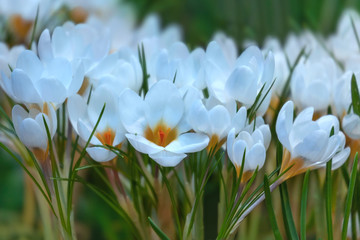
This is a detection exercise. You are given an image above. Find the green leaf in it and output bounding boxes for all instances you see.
[325,160,333,240]
[351,17,360,51]
[264,175,282,240]
[351,74,360,116]
[279,181,299,240]
[160,167,182,239]
[29,5,39,49]
[148,217,171,240]
[300,170,310,240]
[342,153,358,240]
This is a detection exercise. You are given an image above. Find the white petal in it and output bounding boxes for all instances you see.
[86,147,117,162]
[35,78,67,104]
[77,119,102,145]
[275,101,294,150]
[226,128,236,163]
[258,124,271,149]
[342,114,360,139]
[209,105,231,139]
[331,147,350,170]
[12,105,28,133]
[225,66,257,105]
[317,115,340,135]
[18,118,48,150]
[12,69,42,103]
[231,106,247,133]
[38,29,54,61]
[119,89,146,134]
[16,50,43,82]
[293,130,328,162]
[126,134,163,155]
[293,107,314,127]
[187,100,210,133]
[149,150,187,167]
[67,94,87,133]
[165,133,209,154]
[245,143,266,171]
[145,80,184,128]
[232,139,246,167]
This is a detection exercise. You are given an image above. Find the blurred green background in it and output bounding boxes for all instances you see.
[129,0,360,47]
[1,0,360,239]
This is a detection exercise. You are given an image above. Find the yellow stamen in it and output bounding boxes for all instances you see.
[207,134,226,153]
[96,128,116,146]
[10,14,33,40]
[144,121,178,147]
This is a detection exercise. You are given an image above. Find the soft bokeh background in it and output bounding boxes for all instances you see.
[1,0,360,239]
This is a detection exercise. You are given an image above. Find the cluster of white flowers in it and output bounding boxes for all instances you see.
[0,0,355,179]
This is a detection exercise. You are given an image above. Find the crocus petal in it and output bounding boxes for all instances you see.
[86,147,117,162]
[145,80,184,128]
[67,94,87,133]
[38,29,54,62]
[126,134,163,155]
[18,118,48,150]
[225,66,257,105]
[119,88,147,134]
[342,114,360,139]
[16,50,43,81]
[149,150,187,167]
[245,143,266,171]
[209,105,231,139]
[35,78,67,104]
[276,101,294,150]
[165,133,209,154]
[293,130,328,162]
[12,69,42,103]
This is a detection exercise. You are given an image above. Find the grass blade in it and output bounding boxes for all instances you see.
[264,175,282,240]
[351,74,360,116]
[300,170,310,240]
[325,160,333,240]
[279,181,299,240]
[342,153,358,240]
[148,217,171,240]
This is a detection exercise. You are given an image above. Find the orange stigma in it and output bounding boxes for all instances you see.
[96,128,116,146]
[144,121,178,147]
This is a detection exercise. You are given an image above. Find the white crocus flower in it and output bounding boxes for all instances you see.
[291,57,339,112]
[1,47,84,108]
[276,101,350,180]
[0,42,26,80]
[37,22,110,74]
[204,41,274,116]
[227,121,271,182]
[119,80,209,167]
[67,85,126,162]
[12,103,57,161]
[87,47,143,94]
[342,113,360,139]
[187,96,247,152]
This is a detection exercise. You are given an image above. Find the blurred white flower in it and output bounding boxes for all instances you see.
[37,23,110,74]
[291,57,339,112]
[87,47,143,94]
[1,47,84,107]
[119,80,209,167]
[187,96,247,152]
[342,113,360,139]
[204,42,274,116]
[276,101,350,179]
[0,42,26,80]
[12,103,57,160]
[67,85,126,162]
[227,120,271,181]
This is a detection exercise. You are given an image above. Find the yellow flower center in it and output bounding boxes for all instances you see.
[144,121,178,147]
[207,134,226,153]
[10,14,33,40]
[96,128,116,146]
